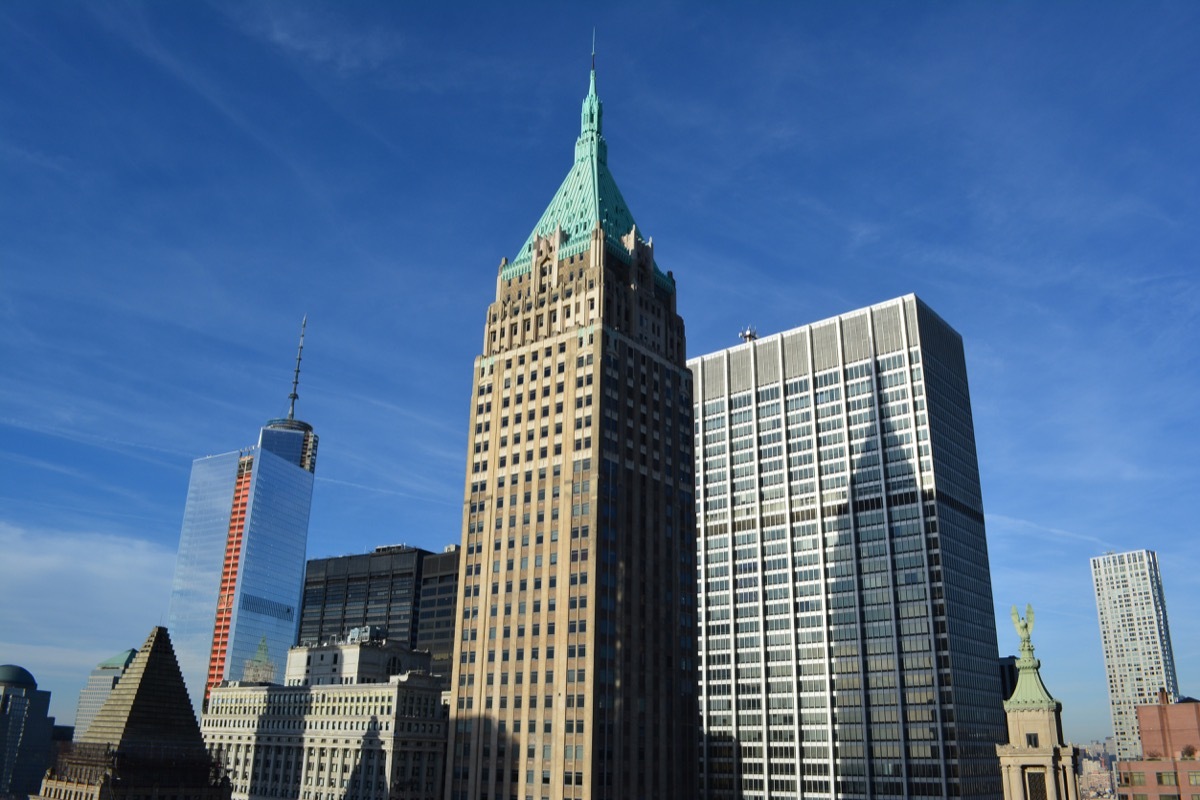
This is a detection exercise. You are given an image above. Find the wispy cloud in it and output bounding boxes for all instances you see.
[309,384,462,437]
[987,514,1118,551]
[0,451,161,507]
[0,415,190,463]
[81,1,359,240]
[0,522,177,724]
[315,475,457,506]
[0,138,72,174]
[237,5,404,74]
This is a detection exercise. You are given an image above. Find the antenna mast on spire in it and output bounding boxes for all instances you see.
[288,316,307,420]
[592,28,596,70]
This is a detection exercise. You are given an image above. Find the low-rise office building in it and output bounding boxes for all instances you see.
[283,628,431,687]
[1117,695,1200,800]
[202,639,446,800]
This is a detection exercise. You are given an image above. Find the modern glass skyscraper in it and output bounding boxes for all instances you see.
[691,296,1004,800]
[415,545,461,681]
[1090,549,1178,761]
[0,665,54,799]
[299,544,433,648]
[446,63,698,800]
[167,324,318,715]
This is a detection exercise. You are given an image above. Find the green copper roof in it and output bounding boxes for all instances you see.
[506,67,674,295]
[98,649,137,670]
[1004,605,1061,711]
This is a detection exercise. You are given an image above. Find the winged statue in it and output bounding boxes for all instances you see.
[1010,603,1034,642]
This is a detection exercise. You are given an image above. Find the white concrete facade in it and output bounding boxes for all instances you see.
[1090,549,1178,761]
[202,671,446,800]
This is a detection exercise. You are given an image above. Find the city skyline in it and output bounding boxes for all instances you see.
[2,2,1198,747]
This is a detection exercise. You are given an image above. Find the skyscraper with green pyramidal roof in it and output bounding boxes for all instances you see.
[446,61,698,800]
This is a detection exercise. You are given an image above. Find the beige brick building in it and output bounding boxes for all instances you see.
[445,62,698,800]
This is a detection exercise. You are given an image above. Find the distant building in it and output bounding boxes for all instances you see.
[73,648,136,739]
[282,629,432,686]
[1135,693,1200,760]
[168,323,318,714]
[995,605,1080,800]
[1116,695,1200,799]
[1079,756,1114,797]
[1091,550,1179,760]
[414,545,459,680]
[202,640,446,800]
[34,627,229,800]
[299,545,433,649]
[1000,655,1020,704]
[0,665,55,799]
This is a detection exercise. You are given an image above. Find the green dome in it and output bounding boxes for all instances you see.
[0,664,36,688]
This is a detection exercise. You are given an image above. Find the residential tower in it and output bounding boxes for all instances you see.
[1091,549,1178,760]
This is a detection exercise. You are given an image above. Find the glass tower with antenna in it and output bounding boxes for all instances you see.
[167,321,318,717]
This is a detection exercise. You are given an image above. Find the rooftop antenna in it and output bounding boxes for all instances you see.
[288,316,307,420]
[592,28,596,70]
[739,325,758,343]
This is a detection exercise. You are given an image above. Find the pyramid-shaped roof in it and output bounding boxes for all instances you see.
[77,626,207,758]
[506,67,673,295]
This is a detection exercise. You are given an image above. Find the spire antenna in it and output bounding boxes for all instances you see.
[288,316,307,420]
[591,28,596,71]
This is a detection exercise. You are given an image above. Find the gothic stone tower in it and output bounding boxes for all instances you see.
[446,63,698,800]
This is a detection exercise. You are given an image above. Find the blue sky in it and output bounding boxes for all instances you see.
[1,2,1197,744]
